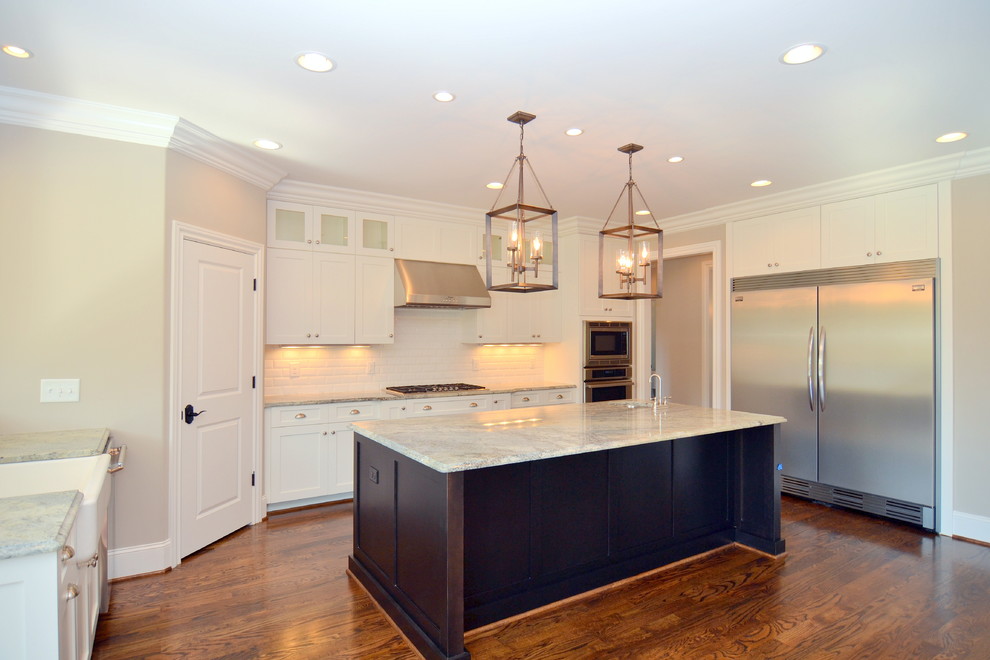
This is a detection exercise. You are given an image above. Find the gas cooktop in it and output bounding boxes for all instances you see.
[386,383,486,394]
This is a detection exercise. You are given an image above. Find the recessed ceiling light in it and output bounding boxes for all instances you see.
[295,52,335,73]
[780,43,826,65]
[433,91,455,103]
[252,139,283,150]
[565,128,584,136]
[935,131,968,143]
[635,209,651,216]
[2,44,32,59]
[667,156,684,163]
[751,179,773,187]
[486,181,504,190]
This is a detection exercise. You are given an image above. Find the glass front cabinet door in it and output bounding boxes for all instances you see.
[267,201,357,254]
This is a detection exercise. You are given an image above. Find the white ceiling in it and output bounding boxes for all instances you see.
[3,0,989,221]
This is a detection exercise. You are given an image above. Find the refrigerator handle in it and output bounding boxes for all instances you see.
[818,326,827,411]
[807,326,816,411]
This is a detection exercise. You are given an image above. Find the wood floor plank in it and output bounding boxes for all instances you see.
[93,497,990,659]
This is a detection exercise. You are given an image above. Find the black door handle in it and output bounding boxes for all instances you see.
[184,404,206,424]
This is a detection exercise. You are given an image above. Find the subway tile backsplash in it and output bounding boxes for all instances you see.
[265,308,544,396]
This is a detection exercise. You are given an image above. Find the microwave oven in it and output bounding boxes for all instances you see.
[584,321,632,366]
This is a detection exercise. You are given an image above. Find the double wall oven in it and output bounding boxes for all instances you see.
[584,321,633,402]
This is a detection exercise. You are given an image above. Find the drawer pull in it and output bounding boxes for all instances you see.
[61,545,75,561]
[423,405,432,411]
[521,396,530,402]
[295,413,307,419]
[65,584,80,601]
[469,402,478,407]
[350,409,360,415]
[556,394,564,399]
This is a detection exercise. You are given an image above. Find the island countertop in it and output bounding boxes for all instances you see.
[353,401,786,473]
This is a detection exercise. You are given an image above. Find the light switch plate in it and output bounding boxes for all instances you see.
[41,378,80,403]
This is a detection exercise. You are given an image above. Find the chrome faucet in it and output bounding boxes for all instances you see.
[649,373,662,409]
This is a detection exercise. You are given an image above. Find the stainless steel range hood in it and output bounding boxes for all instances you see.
[394,259,492,309]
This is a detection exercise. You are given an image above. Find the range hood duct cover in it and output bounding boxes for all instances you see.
[394,259,492,309]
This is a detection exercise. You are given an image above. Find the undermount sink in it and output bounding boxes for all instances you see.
[0,453,112,557]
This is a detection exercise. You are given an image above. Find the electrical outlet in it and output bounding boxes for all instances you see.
[40,378,80,403]
[289,363,300,378]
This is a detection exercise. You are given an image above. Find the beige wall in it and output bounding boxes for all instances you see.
[0,124,169,549]
[165,151,267,245]
[653,254,711,406]
[950,173,990,520]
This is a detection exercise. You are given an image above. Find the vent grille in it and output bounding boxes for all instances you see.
[733,259,937,292]
[782,478,932,529]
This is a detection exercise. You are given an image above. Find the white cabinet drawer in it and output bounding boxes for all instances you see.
[511,388,576,408]
[272,405,330,427]
[330,402,379,422]
[406,395,493,417]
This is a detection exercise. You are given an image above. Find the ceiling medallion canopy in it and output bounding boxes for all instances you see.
[599,143,663,300]
[484,111,558,293]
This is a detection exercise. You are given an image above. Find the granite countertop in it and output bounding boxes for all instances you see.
[0,428,111,464]
[264,382,577,408]
[353,401,787,473]
[0,490,80,560]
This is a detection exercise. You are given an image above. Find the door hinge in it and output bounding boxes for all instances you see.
[251,471,256,487]
[252,376,256,388]
[253,278,257,291]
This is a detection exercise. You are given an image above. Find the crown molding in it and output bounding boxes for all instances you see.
[0,85,287,190]
[169,119,287,190]
[269,179,486,226]
[0,84,178,146]
[660,146,990,233]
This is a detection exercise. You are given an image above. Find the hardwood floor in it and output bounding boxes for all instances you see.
[93,497,990,659]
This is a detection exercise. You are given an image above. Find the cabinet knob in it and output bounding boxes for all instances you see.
[389,333,394,338]
[867,252,872,257]
[65,584,80,601]
[307,239,312,244]
[61,545,75,561]
[350,409,360,415]
[315,240,320,244]
[389,247,394,251]
[306,333,312,338]
[315,333,319,337]
[330,430,336,435]
[423,405,432,411]
[774,262,780,267]
[876,250,882,256]
[478,335,483,339]
[469,402,478,407]
[322,431,328,436]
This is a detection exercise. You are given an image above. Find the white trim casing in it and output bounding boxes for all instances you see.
[168,221,265,571]
[936,180,954,536]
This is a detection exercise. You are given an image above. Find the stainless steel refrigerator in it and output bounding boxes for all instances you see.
[731,261,936,529]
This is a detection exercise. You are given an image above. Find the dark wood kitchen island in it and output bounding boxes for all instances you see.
[348,401,786,660]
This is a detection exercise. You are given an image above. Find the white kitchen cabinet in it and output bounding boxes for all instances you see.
[265,403,376,506]
[0,517,92,660]
[821,184,937,268]
[463,267,561,343]
[732,207,821,277]
[355,211,395,256]
[578,235,634,318]
[510,387,576,408]
[404,395,493,417]
[396,217,477,265]
[267,201,356,254]
[266,249,392,345]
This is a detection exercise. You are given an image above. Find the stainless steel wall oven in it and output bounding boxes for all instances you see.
[584,321,633,402]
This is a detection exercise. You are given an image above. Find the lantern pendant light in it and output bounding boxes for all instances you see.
[485,111,558,293]
[598,143,663,300]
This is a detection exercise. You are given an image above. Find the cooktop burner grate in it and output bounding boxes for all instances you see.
[386,383,486,394]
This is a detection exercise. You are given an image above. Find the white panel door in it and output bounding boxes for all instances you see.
[180,240,256,558]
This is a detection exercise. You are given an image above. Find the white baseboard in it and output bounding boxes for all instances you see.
[952,511,990,544]
[109,539,173,579]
